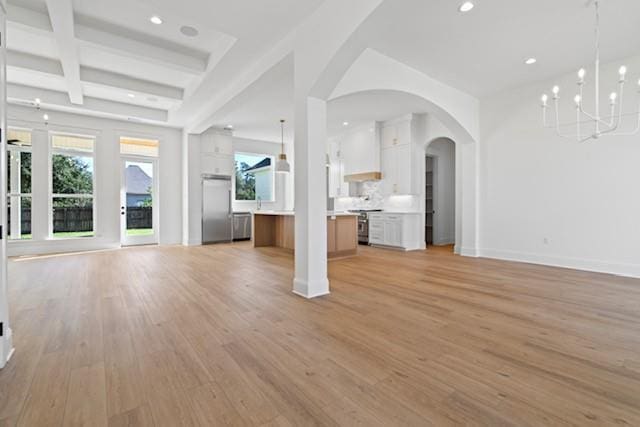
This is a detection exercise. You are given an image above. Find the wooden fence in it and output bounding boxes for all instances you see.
[10,207,152,234]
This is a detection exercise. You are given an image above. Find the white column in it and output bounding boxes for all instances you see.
[293,96,329,298]
[0,0,14,369]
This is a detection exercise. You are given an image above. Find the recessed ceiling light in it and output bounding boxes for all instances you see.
[525,58,537,65]
[343,121,349,126]
[458,2,474,12]
[150,15,163,25]
[43,114,49,121]
[180,25,199,37]
[128,93,135,98]
[227,125,233,129]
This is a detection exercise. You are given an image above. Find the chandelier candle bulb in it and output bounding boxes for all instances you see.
[574,95,582,106]
[578,68,586,83]
[610,92,617,105]
[552,86,560,98]
[541,94,548,106]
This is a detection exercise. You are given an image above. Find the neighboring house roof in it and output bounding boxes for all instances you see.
[243,157,271,172]
[126,165,152,195]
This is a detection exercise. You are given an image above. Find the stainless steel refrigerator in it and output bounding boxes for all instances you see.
[202,175,233,243]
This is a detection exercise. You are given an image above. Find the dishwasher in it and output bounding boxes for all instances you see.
[232,212,252,241]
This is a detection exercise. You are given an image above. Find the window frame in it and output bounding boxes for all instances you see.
[7,127,33,240]
[233,151,275,203]
[48,132,97,239]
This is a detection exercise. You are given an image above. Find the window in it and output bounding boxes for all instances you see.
[120,137,159,157]
[51,133,95,238]
[234,152,274,201]
[7,129,32,240]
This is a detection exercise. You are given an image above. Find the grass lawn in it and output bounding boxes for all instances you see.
[53,231,95,238]
[126,228,153,236]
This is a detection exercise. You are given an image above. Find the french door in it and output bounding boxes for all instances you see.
[120,157,159,246]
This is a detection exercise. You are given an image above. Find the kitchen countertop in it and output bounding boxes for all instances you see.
[253,210,359,217]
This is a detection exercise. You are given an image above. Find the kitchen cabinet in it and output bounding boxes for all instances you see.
[328,139,347,197]
[381,120,410,149]
[201,131,233,156]
[368,213,422,250]
[381,143,414,195]
[201,153,233,176]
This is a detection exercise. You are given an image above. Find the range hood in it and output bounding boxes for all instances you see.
[343,172,382,183]
[344,172,382,197]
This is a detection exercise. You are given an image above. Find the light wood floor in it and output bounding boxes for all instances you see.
[1,243,640,426]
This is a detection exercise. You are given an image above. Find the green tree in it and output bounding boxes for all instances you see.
[52,154,93,207]
[141,186,153,207]
[235,161,256,200]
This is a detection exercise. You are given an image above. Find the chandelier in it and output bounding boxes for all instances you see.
[540,0,640,142]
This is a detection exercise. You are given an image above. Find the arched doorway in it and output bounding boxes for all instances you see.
[424,137,456,252]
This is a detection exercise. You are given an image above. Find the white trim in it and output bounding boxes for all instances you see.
[0,326,14,369]
[49,132,97,239]
[460,247,479,257]
[292,278,330,299]
[479,248,640,279]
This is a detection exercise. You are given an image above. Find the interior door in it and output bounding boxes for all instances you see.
[121,158,159,246]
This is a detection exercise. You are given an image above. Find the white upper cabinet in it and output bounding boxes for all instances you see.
[200,129,234,176]
[381,120,410,149]
[201,131,233,156]
[380,116,419,195]
[327,139,347,197]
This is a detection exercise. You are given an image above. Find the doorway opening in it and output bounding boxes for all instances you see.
[425,138,455,251]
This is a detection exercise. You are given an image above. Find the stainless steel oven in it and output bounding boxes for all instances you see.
[357,213,369,244]
[350,210,382,244]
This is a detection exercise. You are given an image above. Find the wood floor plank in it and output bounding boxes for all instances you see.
[1,243,639,426]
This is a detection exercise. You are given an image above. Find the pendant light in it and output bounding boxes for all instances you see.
[275,119,290,173]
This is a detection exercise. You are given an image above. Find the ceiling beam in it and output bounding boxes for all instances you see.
[44,0,83,104]
[7,83,168,122]
[74,17,207,75]
[7,50,184,101]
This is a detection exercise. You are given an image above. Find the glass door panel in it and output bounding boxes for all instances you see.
[121,158,158,246]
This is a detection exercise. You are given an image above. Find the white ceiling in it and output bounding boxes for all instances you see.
[5,0,323,127]
[359,0,640,97]
[6,0,640,137]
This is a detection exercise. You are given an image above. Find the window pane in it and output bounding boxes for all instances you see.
[7,196,31,240]
[120,137,159,157]
[52,134,94,152]
[21,152,32,194]
[235,153,273,201]
[125,161,153,236]
[7,151,32,194]
[52,154,94,194]
[52,197,93,238]
[7,129,32,147]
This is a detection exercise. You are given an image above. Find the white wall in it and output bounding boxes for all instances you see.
[426,138,455,245]
[7,105,183,256]
[479,54,640,277]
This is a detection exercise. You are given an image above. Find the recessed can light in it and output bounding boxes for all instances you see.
[128,93,135,98]
[343,121,349,126]
[459,2,474,12]
[150,16,163,25]
[525,58,537,65]
[180,26,199,37]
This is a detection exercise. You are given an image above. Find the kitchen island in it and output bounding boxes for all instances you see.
[253,211,359,258]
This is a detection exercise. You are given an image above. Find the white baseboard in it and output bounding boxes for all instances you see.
[293,278,330,299]
[0,327,14,370]
[460,247,479,257]
[479,248,640,279]
[8,238,120,257]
